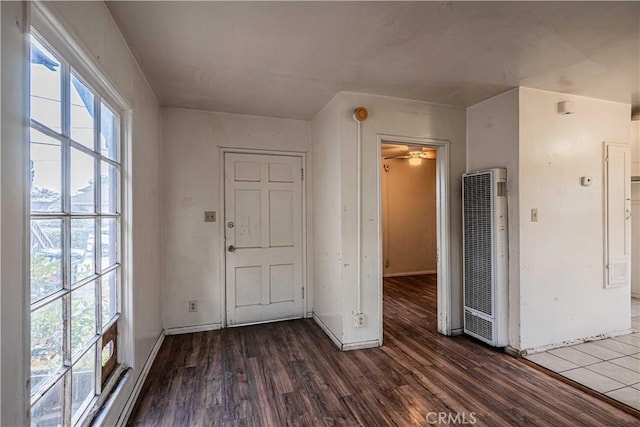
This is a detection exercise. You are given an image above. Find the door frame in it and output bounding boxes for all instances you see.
[219,148,308,328]
[376,134,452,342]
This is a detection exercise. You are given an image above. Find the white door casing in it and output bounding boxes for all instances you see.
[224,153,304,325]
[604,142,631,288]
[376,135,452,341]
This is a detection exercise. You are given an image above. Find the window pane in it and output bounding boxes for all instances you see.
[31,219,63,303]
[71,346,96,423]
[30,129,62,213]
[71,148,95,213]
[30,38,61,133]
[71,218,95,284]
[31,300,63,395]
[100,103,118,161]
[71,283,96,357]
[101,270,118,326]
[101,218,118,270]
[31,376,64,427]
[101,162,119,214]
[70,74,95,149]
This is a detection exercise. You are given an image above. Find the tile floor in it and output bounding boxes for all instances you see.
[524,298,640,411]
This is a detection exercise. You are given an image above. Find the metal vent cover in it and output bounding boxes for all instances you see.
[463,172,493,316]
[465,310,493,342]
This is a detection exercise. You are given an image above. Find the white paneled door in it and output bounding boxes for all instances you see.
[224,153,304,326]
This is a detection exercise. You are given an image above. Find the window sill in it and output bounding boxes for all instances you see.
[81,364,131,427]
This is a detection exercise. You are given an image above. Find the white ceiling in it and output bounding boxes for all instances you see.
[106,1,640,120]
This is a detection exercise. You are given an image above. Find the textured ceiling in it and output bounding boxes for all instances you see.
[107,1,640,120]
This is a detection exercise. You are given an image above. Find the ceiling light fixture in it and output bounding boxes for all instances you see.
[408,151,423,166]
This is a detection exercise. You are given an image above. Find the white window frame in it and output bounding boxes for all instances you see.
[28,3,134,425]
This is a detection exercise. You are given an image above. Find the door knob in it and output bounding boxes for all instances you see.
[228,245,236,252]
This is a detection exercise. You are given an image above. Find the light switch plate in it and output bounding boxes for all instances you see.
[204,211,216,222]
[531,208,538,222]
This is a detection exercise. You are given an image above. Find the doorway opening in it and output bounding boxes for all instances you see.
[377,136,451,344]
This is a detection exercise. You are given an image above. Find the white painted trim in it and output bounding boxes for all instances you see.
[164,323,222,336]
[28,4,138,423]
[450,328,464,336]
[521,329,633,356]
[376,135,452,344]
[312,313,343,350]
[85,365,130,427]
[603,141,632,289]
[342,339,380,351]
[383,270,437,278]
[227,317,302,328]
[116,331,165,427]
[504,346,521,357]
[30,2,132,110]
[220,148,308,327]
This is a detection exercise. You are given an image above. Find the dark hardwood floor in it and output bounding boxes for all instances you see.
[127,275,639,426]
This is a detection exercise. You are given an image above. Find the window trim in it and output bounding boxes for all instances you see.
[28,3,134,425]
[29,31,124,423]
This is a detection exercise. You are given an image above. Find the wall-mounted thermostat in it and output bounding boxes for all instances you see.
[581,176,593,186]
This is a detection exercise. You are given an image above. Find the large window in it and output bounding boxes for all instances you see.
[29,32,122,426]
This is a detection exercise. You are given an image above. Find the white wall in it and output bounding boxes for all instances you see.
[311,92,466,347]
[348,92,467,344]
[382,158,437,276]
[0,3,3,414]
[519,88,631,350]
[310,95,344,341]
[1,2,164,424]
[466,88,521,349]
[161,108,310,331]
[467,87,632,352]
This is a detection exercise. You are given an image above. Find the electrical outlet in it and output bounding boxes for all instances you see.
[188,300,197,312]
[354,313,365,328]
[204,211,216,222]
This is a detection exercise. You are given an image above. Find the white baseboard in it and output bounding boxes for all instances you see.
[383,270,436,278]
[505,346,521,357]
[164,323,222,335]
[116,330,165,426]
[521,329,634,356]
[312,313,343,350]
[342,339,380,351]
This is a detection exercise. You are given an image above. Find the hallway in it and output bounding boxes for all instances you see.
[127,275,638,425]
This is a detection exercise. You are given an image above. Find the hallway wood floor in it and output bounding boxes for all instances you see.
[127,275,639,426]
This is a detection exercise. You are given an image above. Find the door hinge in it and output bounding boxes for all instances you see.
[301,168,304,180]
[302,287,305,298]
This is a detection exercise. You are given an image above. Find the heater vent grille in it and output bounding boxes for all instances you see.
[465,310,493,342]
[463,173,493,316]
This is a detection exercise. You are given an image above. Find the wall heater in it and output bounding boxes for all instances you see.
[462,168,509,347]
